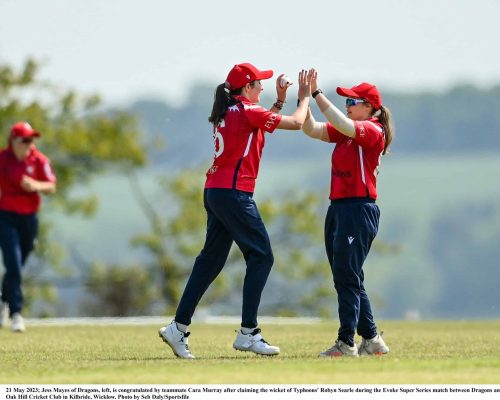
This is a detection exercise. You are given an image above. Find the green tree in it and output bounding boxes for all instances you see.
[257,191,333,317]
[126,168,334,317]
[0,59,147,316]
[83,262,158,317]
[127,169,230,315]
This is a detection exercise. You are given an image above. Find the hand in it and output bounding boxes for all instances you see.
[297,69,313,100]
[20,175,40,192]
[310,68,318,93]
[275,73,291,101]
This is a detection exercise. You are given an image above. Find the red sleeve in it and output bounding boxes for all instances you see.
[326,122,345,143]
[36,153,57,183]
[353,120,384,148]
[244,104,282,133]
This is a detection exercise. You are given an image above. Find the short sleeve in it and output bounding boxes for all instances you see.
[353,120,384,148]
[37,155,57,183]
[244,104,282,133]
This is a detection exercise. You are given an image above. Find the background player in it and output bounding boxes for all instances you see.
[0,122,57,332]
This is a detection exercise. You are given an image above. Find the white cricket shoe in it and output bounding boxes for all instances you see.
[159,321,195,359]
[233,328,280,356]
[11,313,26,332]
[358,333,389,356]
[0,303,7,328]
[319,340,358,357]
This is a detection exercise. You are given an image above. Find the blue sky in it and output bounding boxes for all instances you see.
[1,0,499,105]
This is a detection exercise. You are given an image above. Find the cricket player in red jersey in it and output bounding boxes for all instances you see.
[302,69,394,357]
[159,63,313,358]
[0,122,56,332]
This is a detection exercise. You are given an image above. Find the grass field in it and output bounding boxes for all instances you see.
[1,320,500,384]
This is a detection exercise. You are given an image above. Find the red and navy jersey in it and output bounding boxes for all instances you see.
[326,118,385,200]
[205,96,282,193]
[0,146,56,214]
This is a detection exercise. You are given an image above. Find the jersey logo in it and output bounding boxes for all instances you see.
[26,166,35,175]
[332,170,352,178]
[242,103,261,111]
[348,236,355,245]
[264,113,279,130]
[228,105,240,112]
[358,124,366,138]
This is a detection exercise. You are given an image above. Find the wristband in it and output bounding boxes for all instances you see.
[312,89,323,99]
[273,99,285,110]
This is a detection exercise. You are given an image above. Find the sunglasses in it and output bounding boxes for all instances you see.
[17,137,34,144]
[346,98,366,107]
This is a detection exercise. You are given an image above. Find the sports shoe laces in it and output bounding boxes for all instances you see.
[181,331,191,349]
[250,328,269,344]
[327,342,342,353]
[328,340,353,353]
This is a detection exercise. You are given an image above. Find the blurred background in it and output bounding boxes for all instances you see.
[1,0,499,320]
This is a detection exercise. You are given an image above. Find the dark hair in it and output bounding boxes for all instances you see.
[208,83,243,127]
[373,105,394,155]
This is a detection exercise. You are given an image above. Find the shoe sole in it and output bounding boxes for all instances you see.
[233,345,279,356]
[359,350,389,356]
[12,325,26,333]
[319,353,359,357]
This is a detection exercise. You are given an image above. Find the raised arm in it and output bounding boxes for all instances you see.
[276,69,312,130]
[303,108,329,142]
[310,69,356,138]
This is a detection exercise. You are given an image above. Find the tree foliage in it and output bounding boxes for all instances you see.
[83,262,158,317]
[0,59,147,316]
[0,59,146,216]
[117,169,335,317]
[428,200,500,317]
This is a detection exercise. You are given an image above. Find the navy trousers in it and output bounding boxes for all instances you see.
[324,199,379,346]
[0,210,38,316]
[175,188,274,328]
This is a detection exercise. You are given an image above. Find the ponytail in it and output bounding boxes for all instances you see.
[208,83,242,127]
[377,105,394,155]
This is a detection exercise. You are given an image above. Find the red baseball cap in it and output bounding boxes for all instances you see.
[336,82,382,110]
[10,122,41,138]
[225,63,273,90]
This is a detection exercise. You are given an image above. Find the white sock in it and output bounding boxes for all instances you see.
[241,327,256,335]
[175,322,188,333]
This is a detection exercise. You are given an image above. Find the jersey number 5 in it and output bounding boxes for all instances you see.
[213,120,225,158]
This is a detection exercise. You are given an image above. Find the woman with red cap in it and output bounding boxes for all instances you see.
[302,70,394,357]
[0,122,56,332]
[159,63,313,358]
